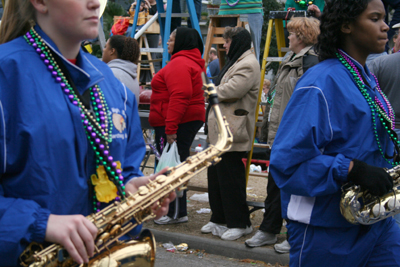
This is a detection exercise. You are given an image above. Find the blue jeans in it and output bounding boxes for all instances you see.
[246,13,263,62]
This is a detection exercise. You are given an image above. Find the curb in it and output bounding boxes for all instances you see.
[148,228,290,266]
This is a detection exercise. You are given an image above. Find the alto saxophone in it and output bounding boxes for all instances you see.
[20,74,233,267]
[340,165,400,225]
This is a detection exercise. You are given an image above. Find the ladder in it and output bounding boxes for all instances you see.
[130,0,201,68]
[203,15,251,70]
[137,34,156,82]
[244,10,307,182]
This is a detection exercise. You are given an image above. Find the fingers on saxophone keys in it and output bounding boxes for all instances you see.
[66,233,86,264]
[79,220,97,258]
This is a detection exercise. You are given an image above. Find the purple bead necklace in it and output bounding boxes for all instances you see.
[337,49,399,166]
[24,28,126,211]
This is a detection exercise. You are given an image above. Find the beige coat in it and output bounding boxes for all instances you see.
[262,45,317,145]
[208,50,260,152]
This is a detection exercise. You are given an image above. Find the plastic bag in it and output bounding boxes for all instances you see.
[155,142,181,173]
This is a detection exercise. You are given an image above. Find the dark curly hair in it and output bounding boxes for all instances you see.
[315,0,373,61]
[109,35,140,64]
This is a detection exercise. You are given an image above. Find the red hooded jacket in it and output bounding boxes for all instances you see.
[149,48,206,134]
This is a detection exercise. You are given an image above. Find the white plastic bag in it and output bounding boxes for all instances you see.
[155,142,181,173]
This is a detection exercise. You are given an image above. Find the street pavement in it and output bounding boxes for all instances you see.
[155,246,271,267]
[150,228,290,266]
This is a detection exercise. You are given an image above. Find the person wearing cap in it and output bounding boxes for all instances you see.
[382,0,400,51]
[390,23,400,53]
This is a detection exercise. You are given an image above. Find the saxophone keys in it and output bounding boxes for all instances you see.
[155,175,167,184]
[351,200,361,211]
[96,232,110,247]
[109,224,122,236]
[386,197,400,210]
[138,186,149,196]
[371,204,386,217]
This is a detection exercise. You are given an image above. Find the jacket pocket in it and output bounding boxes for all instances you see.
[226,111,249,143]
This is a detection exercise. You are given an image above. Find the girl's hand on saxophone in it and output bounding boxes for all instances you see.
[125,167,177,219]
[45,214,98,264]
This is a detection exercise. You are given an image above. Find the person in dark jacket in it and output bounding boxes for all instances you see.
[246,17,320,254]
[150,27,205,225]
[382,0,400,51]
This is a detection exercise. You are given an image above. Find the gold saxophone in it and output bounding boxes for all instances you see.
[19,74,233,267]
[340,165,400,225]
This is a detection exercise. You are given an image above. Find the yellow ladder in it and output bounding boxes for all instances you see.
[245,10,307,183]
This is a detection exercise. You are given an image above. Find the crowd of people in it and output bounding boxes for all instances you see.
[2,0,400,266]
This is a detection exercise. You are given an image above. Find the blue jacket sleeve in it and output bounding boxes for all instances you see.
[0,95,51,266]
[270,86,351,198]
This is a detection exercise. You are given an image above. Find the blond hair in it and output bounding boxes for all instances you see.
[0,0,35,44]
[287,17,320,46]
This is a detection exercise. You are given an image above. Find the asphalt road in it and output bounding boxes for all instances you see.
[155,247,268,267]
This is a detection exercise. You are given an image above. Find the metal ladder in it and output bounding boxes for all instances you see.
[130,0,201,67]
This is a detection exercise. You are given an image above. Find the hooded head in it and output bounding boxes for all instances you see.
[171,27,204,55]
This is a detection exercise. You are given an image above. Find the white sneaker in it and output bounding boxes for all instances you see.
[221,226,253,241]
[201,222,227,234]
[245,230,277,247]
[274,240,290,253]
[154,215,188,225]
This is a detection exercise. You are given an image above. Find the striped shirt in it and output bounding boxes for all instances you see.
[218,0,263,15]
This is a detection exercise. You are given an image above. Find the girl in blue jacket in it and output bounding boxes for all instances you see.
[270,0,400,266]
[0,0,175,265]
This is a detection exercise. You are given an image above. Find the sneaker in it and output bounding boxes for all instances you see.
[201,222,227,234]
[221,226,253,241]
[154,215,188,225]
[245,230,277,248]
[274,240,290,253]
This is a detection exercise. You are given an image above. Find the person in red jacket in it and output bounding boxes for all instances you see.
[149,27,206,224]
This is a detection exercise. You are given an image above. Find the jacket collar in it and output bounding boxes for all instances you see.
[224,49,253,74]
[236,50,253,63]
[283,45,315,67]
[338,49,376,89]
[34,25,104,94]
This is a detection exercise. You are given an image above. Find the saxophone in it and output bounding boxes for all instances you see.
[19,74,233,267]
[340,165,400,225]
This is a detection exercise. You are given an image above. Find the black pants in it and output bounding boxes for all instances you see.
[259,172,283,234]
[154,120,203,218]
[208,151,251,228]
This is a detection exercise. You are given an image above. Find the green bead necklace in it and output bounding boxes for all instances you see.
[337,50,400,166]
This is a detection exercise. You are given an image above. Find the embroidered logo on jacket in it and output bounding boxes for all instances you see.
[112,113,126,133]
[111,108,128,140]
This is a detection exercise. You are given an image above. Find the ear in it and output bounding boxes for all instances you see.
[341,22,352,34]
[110,48,116,56]
[30,0,48,14]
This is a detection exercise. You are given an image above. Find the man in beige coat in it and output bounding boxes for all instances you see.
[202,27,260,241]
